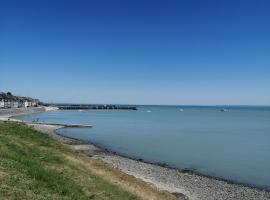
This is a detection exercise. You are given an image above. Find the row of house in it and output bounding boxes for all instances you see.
[0,92,40,109]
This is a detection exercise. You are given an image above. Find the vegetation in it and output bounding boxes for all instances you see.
[0,122,139,200]
[6,92,12,97]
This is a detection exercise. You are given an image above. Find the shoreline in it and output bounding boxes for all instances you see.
[56,131,270,192]
[54,131,270,200]
[0,107,46,120]
[1,108,270,199]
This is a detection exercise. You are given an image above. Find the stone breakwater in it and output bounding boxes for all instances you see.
[53,104,137,110]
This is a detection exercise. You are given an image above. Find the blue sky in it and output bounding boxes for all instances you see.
[0,0,269,105]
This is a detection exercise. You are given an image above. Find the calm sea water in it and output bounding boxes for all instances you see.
[17,106,270,188]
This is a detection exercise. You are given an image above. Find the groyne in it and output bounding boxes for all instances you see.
[29,122,92,128]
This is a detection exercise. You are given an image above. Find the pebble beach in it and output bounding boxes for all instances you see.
[69,143,270,200]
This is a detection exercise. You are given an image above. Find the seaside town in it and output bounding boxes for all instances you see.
[0,91,136,110]
[0,92,40,109]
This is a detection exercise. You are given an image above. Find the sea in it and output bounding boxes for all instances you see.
[16,105,270,188]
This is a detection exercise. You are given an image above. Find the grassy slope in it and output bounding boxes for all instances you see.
[0,122,139,200]
[0,122,178,200]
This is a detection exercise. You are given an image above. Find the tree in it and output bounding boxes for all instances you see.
[6,92,12,96]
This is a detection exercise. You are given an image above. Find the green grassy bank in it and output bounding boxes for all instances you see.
[0,122,139,200]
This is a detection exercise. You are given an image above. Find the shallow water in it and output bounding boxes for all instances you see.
[17,106,270,188]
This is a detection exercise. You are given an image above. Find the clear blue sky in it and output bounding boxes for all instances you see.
[1,0,269,105]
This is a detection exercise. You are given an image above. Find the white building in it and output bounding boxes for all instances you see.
[0,92,40,109]
[0,99,4,108]
[13,101,19,108]
[24,100,29,107]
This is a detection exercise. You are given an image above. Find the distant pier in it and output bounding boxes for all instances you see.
[29,122,92,128]
[55,105,137,110]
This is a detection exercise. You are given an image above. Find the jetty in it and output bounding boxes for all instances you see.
[29,122,92,128]
[54,105,137,110]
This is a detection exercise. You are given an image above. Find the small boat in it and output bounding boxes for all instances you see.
[220,108,228,112]
[147,110,151,113]
[179,108,184,112]
[78,109,83,112]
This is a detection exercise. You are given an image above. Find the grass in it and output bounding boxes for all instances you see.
[0,122,139,200]
[0,122,178,200]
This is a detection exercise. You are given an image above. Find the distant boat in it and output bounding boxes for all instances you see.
[78,109,83,112]
[147,110,151,113]
[220,108,228,112]
[179,108,184,112]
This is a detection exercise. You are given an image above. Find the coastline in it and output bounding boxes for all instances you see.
[1,108,270,200]
[55,132,270,200]
[0,106,58,121]
[60,132,270,190]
